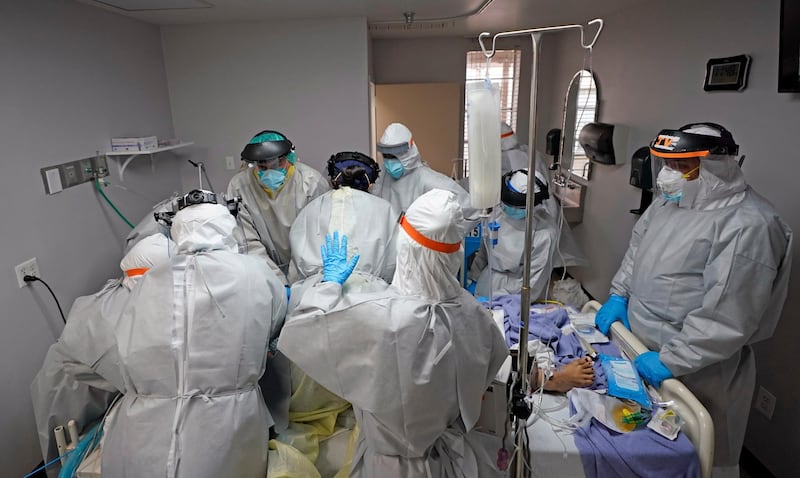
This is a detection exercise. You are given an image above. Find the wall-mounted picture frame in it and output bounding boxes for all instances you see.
[779,0,800,92]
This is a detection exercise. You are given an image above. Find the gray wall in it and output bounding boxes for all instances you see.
[161,17,371,190]
[372,36,562,154]
[0,1,180,475]
[541,0,800,475]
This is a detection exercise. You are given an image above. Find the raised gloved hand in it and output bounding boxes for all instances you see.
[634,351,673,388]
[594,294,630,335]
[321,231,360,285]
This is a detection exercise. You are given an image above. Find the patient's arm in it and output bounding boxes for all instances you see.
[534,356,594,393]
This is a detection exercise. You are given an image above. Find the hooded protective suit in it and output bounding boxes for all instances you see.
[376,123,477,223]
[228,161,330,280]
[279,189,508,477]
[500,123,588,268]
[610,152,792,470]
[469,171,559,297]
[30,233,175,477]
[279,186,398,474]
[100,203,287,477]
[289,186,399,285]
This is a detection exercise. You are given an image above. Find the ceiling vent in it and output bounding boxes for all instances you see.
[368,21,457,33]
[91,0,213,11]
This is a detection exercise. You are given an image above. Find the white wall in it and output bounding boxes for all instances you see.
[161,17,371,190]
[372,36,563,155]
[0,1,179,475]
[540,0,800,475]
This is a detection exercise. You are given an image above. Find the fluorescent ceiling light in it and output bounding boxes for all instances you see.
[92,0,214,11]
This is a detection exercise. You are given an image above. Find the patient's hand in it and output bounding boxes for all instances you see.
[536,357,595,393]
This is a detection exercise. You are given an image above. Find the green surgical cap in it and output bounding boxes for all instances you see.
[249,132,286,144]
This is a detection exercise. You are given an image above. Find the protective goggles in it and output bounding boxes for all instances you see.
[377,139,412,158]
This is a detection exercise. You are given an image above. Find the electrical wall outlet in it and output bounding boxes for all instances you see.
[754,386,776,420]
[15,257,40,288]
[225,156,237,170]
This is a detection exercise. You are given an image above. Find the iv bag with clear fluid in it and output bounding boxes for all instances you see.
[467,80,502,209]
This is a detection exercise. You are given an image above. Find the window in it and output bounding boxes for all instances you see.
[462,49,521,176]
[570,70,598,180]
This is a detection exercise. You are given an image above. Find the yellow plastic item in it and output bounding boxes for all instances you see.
[611,401,641,433]
[267,439,321,478]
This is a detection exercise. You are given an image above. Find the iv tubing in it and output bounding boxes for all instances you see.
[476,19,604,478]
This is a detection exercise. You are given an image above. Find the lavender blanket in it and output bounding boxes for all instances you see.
[491,294,701,478]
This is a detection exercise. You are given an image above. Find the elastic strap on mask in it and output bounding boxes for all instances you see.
[682,165,700,178]
[399,214,460,253]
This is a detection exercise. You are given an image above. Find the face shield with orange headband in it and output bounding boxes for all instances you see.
[649,123,739,203]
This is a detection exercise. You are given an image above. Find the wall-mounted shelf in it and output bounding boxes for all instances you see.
[106,141,194,180]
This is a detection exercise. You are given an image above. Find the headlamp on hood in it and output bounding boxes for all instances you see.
[155,189,242,226]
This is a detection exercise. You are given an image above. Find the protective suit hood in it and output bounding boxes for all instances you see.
[378,122,422,170]
[171,203,238,254]
[120,233,175,289]
[501,122,519,151]
[392,189,464,300]
[679,155,747,210]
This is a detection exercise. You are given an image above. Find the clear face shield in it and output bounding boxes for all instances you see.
[650,154,702,202]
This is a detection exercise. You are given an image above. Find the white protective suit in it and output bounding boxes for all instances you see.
[610,156,792,469]
[30,234,175,477]
[289,186,399,285]
[279,186,399,474]
[101,203,288,477]
[279,189,508,477]
[376,123,478,223]
[124,195,175,252]
[469,174,559,298]
[227,162,330,279]
[501,123,588,268]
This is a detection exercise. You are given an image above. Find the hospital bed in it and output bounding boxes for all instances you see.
[58,301,712,478]
[475,300,714,478]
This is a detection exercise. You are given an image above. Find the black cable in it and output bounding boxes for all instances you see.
[25,275,66,324]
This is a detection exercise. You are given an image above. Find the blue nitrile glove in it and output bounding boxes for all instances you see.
[466,281,477,295]
[634,351,673,388]
[285,286,291,301]
[594,294,630,335]
[320,231,360,285]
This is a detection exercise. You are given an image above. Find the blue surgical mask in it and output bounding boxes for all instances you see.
[383,158,405,179]
[502,203,526,220]
[258,168,287,191]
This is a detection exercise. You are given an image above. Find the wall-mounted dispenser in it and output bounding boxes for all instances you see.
[578,122,629,165]
[629,146,653,215]
[545,128,561,170]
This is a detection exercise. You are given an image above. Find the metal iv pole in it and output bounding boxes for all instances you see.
[478,18,603,478]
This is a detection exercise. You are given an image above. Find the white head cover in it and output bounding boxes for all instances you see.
[501,122,519,151]
[508,169,545,195]
[392,189,465,300]
[678,126,747,211]
[120,233,175,289]
[377,122,421,170]
[171,203,238,254]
